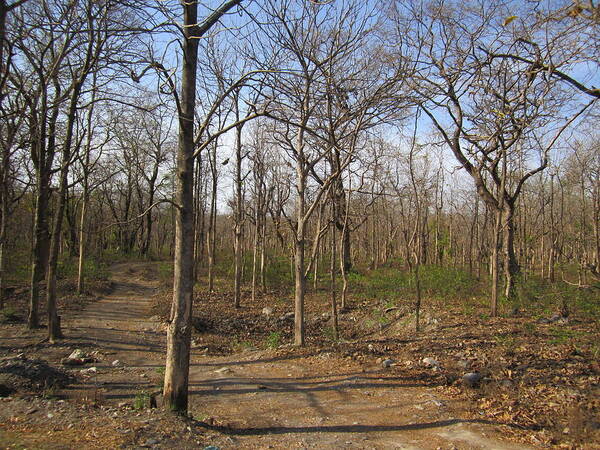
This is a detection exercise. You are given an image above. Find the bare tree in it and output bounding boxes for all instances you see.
[395,0,595,313]
[162,0,244,415]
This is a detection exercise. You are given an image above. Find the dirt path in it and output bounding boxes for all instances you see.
[187,352,529,449]
[3,263,532,449]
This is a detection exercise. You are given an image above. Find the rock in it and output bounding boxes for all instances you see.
[422,357,439,368]
[214,367,232,374]
[279,312,294,322]
[367,344,375,352]
[538,313,568,324]
[462,372,482,388]
[62,349,95,366]
[549,313,561,322]
[203,446,220,450]
[144,438,160,446]
[68,349,86,360]
[321,312,330,320]
[382,359,395,368]
[80,367,97,375]
[262,307,273,316]
[242,346,258,353]
[118,401,128,408]
[457,360,471,370]
[111,360,121,367]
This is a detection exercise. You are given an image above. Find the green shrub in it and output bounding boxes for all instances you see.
[266,331,281,349]
[134,390,151,410]
[0,306,20,322]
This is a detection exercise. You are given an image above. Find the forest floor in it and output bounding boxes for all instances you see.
[0,261,598,449]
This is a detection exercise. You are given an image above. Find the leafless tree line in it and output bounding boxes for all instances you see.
[0,0,597,413]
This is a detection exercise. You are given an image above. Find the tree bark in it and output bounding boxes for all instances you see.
[163,0,199,414]
[294,164,306,346]
[233,123,243,308]
[502,203,519,305]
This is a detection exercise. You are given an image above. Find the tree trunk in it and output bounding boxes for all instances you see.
[28,180,50,329]
[76,190,88,294]
[502,204,519,304]
[294,230,305,346]
[163,0,199,414]
[329,207,338,339]
[490,207,501,317]
[46,187,66,342]
[233,124,243,308]
[0,177,8,310]
[294,151,306,346]
[0,138,9,308]
[207,145,217,291]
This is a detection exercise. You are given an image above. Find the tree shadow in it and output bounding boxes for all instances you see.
[193,418,534,436]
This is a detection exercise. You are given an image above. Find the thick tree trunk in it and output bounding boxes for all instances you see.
[0,177,7,310]
[142,186,155,258]
[329,209,338,339]
[251,218,259,302]
[490,208,502,317]
[294,155,306,346]
[47,72,86,341]
[294,231,305,346]
[0,138,9,308]
[502,204,519,304]
[260,222,266,290]
[46,189,65,342]
[28,181,50,329]
[161,0,246,414]
[233,124,243,308]
[207,151,217,291]
[77,191,88,294]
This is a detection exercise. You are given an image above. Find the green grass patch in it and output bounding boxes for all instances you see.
[266,331,281,349]
[548,327,586,345]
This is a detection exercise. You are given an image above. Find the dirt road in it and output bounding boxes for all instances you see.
[2,263,531,449]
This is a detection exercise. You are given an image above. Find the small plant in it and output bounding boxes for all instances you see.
[155,366,165,375]
[134,390,151,410]
[384,299,396,310]
[548,327,584,345]
[462,303,475,316]
[323,326,340,343]
[0,306,20,322]
[194,412,210,422]
[364,318,376,329]
[42,384,58,400]
[232,340,254,352]
[522,322,537,335]
[266,331,281,349]
[494,333,517,353]
[370,309,389,327]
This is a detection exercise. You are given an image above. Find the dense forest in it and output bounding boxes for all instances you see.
[0,0,599,447]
